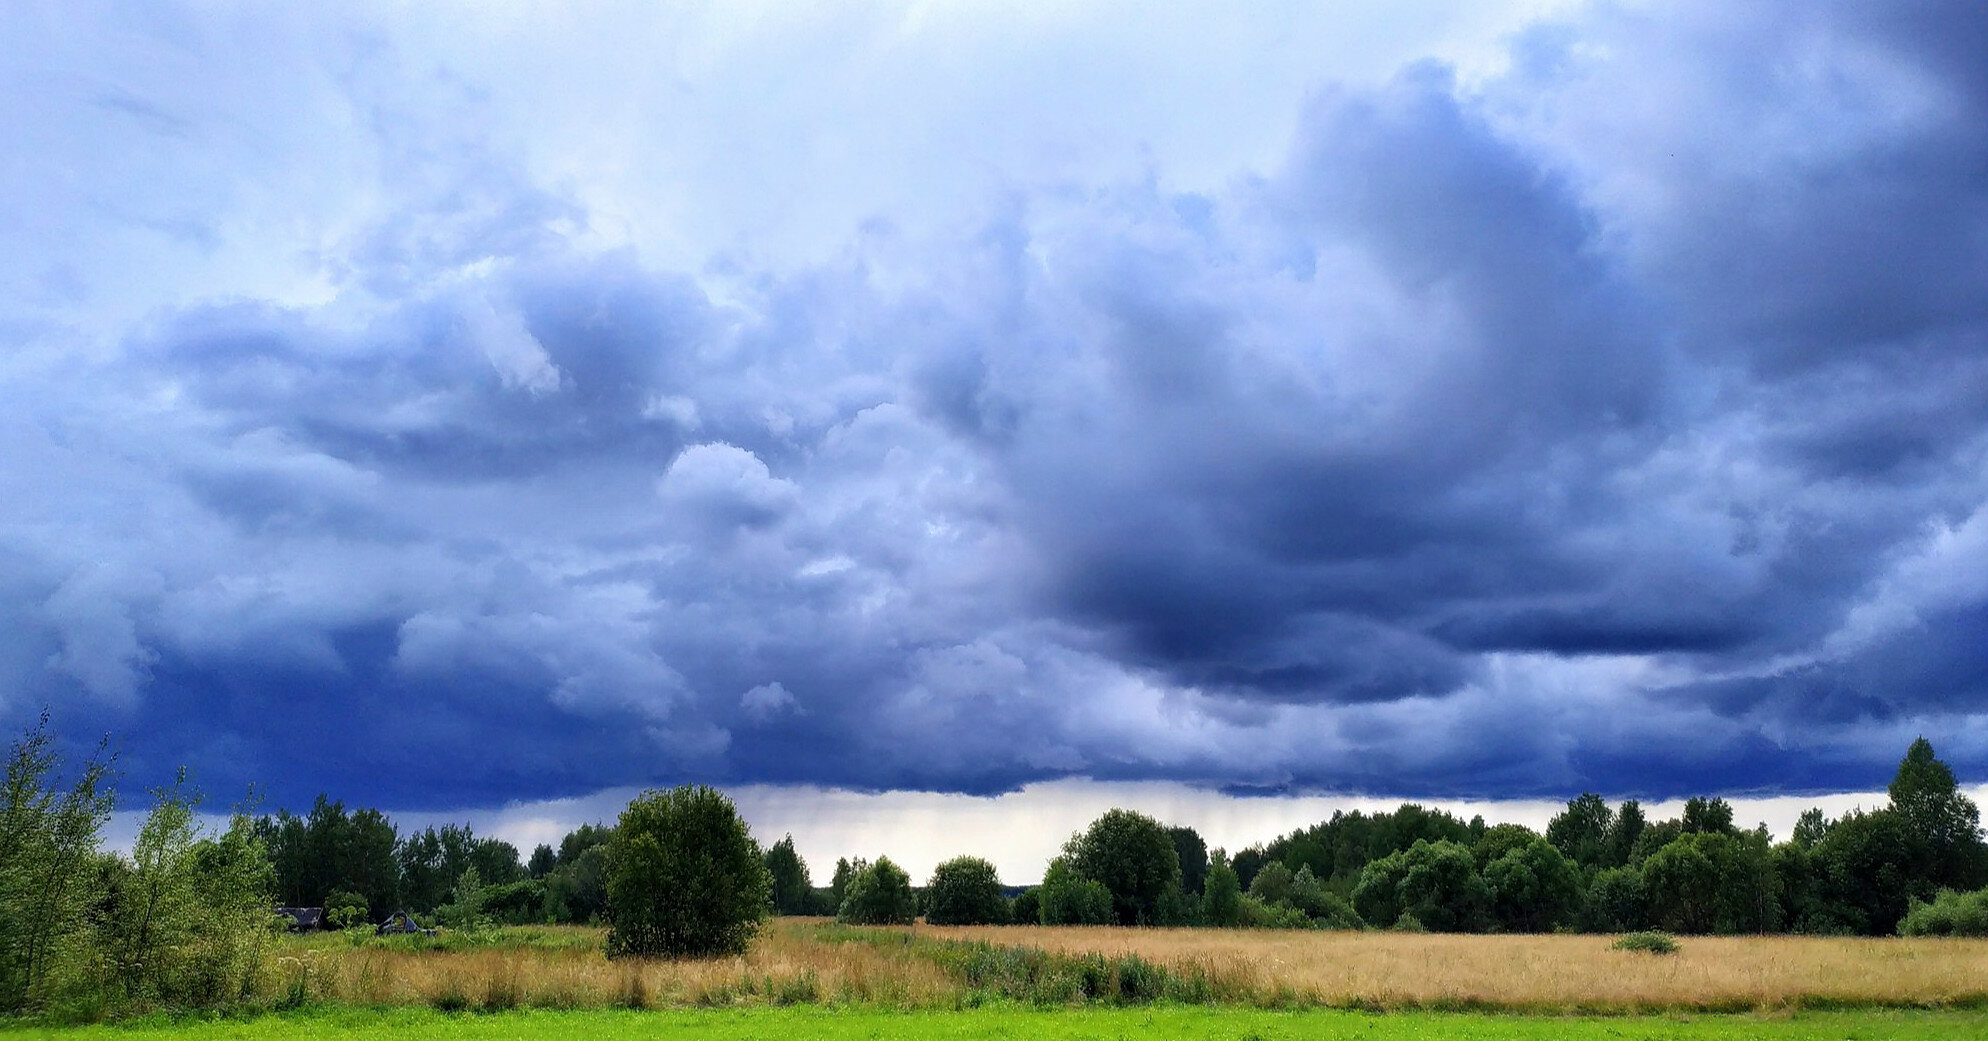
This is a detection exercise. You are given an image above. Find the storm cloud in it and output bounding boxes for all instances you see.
[4,1,1987,809]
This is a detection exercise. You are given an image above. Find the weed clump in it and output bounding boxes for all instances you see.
[1611,931,1680,955]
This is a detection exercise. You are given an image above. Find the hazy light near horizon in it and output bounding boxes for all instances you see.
[101,780,1961,889]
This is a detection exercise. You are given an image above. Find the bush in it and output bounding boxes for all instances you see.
[837,856,917,925]
[926,856,1008,925]
[1038,858,1113,925]
[1287,866,1363,929]
[325,889,370,929]
[1898,888,1988,936]
[605,786,772,959]
[1010,887,1040,925]
[1237,894,1311,929]
[1612,930,1680,954]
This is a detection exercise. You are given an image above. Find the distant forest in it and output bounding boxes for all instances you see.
[156,738,1988,940]
[8,718,1987,970]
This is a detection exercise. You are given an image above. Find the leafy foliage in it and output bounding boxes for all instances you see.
[1547,794,1613,869]
[1038,857,1113,925]
[1897,887,1988,936]
[1354,839,1490,933]
[925,856,1007,925]
[1641,831,1778,934]
[605,786,771,958]
[98,776,276,1008]
[1199,855,1242,927]
[1484,837,1581,933]
[0,716,112,1015]
[836,856,917,926]
[763,835,814,916]
[1063,810,1181,926]
[1168,826,1209,898]
[1611,930,1680,954]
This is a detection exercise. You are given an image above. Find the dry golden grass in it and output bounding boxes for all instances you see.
[920,924,1988,1011]
[257,920,1988,1013]
[265,921,953,1010]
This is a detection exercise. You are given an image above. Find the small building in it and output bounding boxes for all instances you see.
[376,910,434,936]
[274,906,324,931]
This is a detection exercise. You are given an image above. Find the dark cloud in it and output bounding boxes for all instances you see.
[6,0,1988,807]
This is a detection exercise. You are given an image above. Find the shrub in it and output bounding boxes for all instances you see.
[1038,858,1113,925]
[605,786,772,958]
[1010,887,1040,925]
[926,856,1008,925]
[1898,888,1988,936]
[1612,930,1680,954]
[325,889,369,929]
[1237,894,1311,929]
[837,856,917,925]
[1287,866,1363,929]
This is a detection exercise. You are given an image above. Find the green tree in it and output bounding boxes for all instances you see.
[1575,865,1648,933]
[1200,854,1243,927]
[1681,797,1736,836]
[925,855,1007,925]
[434,864,489,930]
[528,843,558,879]
[1473,823,1539,869]
[1642,830,1778,934]
[1791,808,1830,850]
[1889,738,1988,891]
[1038,857,1113,925]
[1169,826,1209,898]
[1607,800,1647,868]
[1546,794,1613,869]
[1813,807,1915,935]
[1353,839,1490,933]
[837,856,917,925]
[1287,865,1363,929]
[100,774,275,1007]
[0,717,112,1015]
[605,786,772,958]
[469,837,524,886]
[1629,819,1684,865]
[1063,809,1180,925]
[1010,887,1040,924]
[543,844,609,924]
[829,857,860,912]
[558,823,614,866]
[1484,836,1580,933]
[763,835,813,916]
[1246,861,1295,907]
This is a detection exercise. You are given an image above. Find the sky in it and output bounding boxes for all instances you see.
[6,1,1988,879]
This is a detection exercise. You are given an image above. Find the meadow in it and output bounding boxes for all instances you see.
[196,919,1988,1016]
[10,1005,1988,1041]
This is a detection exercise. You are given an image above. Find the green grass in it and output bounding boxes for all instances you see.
[10,1005,1988,1040]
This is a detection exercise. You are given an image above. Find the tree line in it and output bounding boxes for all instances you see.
[824,738,1988,939]
[7,713,1988,1015]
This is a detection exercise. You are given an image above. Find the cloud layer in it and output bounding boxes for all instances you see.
[4,1,1987,808]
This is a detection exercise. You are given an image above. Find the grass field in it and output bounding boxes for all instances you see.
[920,923,1988,1011]
[235,919,1988,1015]
[9,1005,1988,1040]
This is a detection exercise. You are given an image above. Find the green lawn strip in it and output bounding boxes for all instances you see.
[6,1005,1983,1040]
